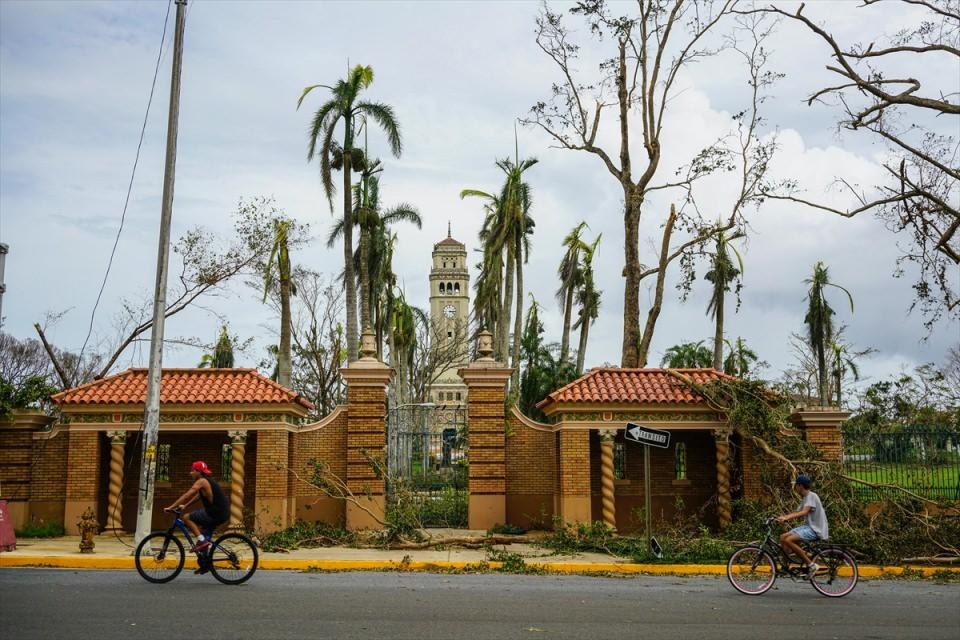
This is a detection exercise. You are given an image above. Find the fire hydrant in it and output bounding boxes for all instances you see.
[77,507,98,554]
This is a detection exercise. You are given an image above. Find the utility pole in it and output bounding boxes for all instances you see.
[134,0,188,547]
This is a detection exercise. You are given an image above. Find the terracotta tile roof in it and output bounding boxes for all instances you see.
[51,368,314,409]
[435,236,465,248]
[537,368,735,408]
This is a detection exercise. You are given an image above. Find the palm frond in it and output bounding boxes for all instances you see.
[354,101,402,157]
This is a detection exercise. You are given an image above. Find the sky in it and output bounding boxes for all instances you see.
[0,0,957,390]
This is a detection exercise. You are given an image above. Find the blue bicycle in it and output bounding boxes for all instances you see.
[134,507,258,585]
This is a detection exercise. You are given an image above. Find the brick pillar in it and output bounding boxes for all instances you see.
[64,431,101,535]
[789,408,851,462]
[253,430,289,533]
[228,430,247,530]
[458,330,512,531]
[340,329,393,531]
[103,431,127,533]
[557,430,592,525]
[714,428,732,529]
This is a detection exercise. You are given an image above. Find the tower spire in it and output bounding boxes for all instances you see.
[447,220,451,238]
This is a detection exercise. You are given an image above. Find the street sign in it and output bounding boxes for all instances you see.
[624,423,671,449]
[650,536,663,559]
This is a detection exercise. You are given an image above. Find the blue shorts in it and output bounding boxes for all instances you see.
[790,525,819,542]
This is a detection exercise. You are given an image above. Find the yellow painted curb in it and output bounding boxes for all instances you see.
[2,554,959,577]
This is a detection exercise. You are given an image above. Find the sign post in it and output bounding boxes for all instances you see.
[624,423,671,558]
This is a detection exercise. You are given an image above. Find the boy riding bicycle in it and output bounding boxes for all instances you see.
[165,460,229,574]
[776,474,829,579]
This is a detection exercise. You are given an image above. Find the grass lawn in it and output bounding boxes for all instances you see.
[847,463,960,500]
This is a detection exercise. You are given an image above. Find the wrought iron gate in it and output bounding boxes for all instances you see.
[387,404,468,528]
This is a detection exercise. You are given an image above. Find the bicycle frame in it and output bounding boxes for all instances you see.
[756,522,820,578]
[161,514,222,559]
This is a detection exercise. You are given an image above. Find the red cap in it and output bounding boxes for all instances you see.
[191,460,212,476]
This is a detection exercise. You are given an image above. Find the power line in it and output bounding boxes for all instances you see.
[73,0,174,383]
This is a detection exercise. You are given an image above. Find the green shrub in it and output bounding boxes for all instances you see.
[15,520,66,538]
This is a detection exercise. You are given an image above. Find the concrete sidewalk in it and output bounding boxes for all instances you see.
[1,534,956,577]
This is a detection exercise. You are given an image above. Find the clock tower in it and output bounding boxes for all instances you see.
[428,224,469,406]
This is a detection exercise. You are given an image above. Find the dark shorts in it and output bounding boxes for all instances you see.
[188,509,227,532]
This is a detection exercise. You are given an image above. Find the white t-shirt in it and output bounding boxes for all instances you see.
[800,491,829,540]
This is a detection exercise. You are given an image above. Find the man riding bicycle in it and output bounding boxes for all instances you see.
[776,474,829,579]
[165,460,229,573]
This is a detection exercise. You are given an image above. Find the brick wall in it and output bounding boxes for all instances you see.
[289,410,348,524]
[66,431,100,502]
[0,427,34,502]
[588,429,718,533]
[504,413,555,528]
[111,431,233,531]
[558,430,591,497]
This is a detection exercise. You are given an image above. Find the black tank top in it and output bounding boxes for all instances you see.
[200,476,229,522]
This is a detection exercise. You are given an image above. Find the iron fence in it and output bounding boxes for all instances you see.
[841,426,960,501]
[387,405,468,527]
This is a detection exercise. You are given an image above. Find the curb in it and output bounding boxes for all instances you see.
[2,555,958,577]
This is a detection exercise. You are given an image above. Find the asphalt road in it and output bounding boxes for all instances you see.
[1,569,958,640]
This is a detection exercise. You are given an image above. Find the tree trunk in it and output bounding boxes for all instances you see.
[278,243,293,389]
[511,236,524,393]
[359,219,371,333]
[621,197,642,367]
[817,344,828,407]
[834,369,842,407]
[560,284,574,364]
[712,287,724,371]
[637,204,678,367]
[342,121,358,363]
[576,316,590,375]
[500,243,515,363]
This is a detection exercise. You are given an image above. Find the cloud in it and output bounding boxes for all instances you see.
[0,0,955,390]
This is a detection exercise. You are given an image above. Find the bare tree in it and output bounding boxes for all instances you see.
[286,270,346,416]
[747,1,960,327]
[403,312,471,405]
[777,327,874,408]
[35,201,274,389]
[524,0,779,366]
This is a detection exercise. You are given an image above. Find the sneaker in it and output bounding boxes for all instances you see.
[194,565,210,575]
[190,540,211,554]
[806,562,819,579]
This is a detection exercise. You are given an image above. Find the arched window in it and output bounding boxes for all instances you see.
[454,283,460,294]
[675,442,687,480]
[439,282,445,294]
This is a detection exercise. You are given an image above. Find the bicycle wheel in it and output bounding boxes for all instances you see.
[727,546,777,595]
[208,533,259,585]
[810,548,858,597]
[135,532,185,584]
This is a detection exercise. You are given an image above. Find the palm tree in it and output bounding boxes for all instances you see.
[519,295,577,420]
[804,261,854,406]
[300,64,402,362]
[262,219,295,388]
[722,337,758,378]
[557,221,588,365]
[198,326,235,368]
[705,227,744,371]
[573,233,602,375]
[461,146,537,370]
[660,341,713,368]
[830,341,861,407]
[327,162,421,350]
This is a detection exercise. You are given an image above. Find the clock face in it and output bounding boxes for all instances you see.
[443,304,456,319]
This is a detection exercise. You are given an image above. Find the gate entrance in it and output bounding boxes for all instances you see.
[387,404,468,528]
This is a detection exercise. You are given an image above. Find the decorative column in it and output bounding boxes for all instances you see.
[598,429,617,529]
[714,428,732,529]
[458,330,513,530]
[340,329,393,531]
[228,430,247,530]
[104,431,127,532]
